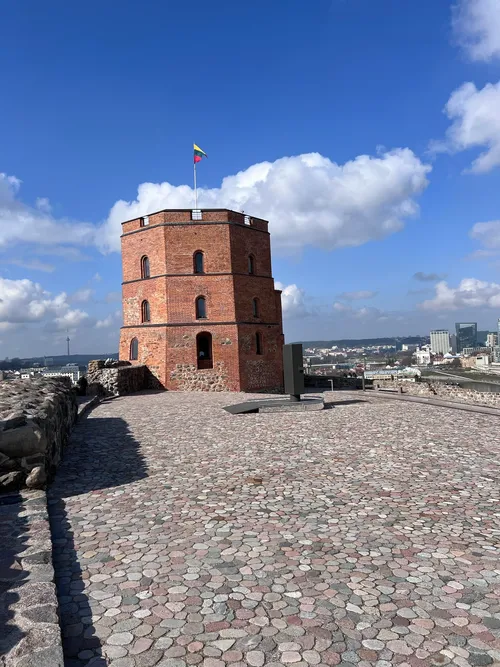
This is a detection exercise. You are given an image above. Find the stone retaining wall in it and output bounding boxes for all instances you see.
[374,379,500,408]
[87,359,161,397]
[0,378,77,493]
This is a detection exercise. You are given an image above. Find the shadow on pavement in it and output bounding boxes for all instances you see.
[0,492,29,661]
[324,399,368,409]
[48,415,148,666]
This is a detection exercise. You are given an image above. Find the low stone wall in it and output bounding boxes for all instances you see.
[87,359,161,397]
[0,378,77,493]
[374,379,500,408]
[0,490,64,666]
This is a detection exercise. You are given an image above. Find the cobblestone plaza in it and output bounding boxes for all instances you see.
[49,392,500,667]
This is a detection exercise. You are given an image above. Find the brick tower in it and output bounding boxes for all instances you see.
[119,209,284,392]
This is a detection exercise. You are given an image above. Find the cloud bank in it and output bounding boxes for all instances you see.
[452,0,500,62]
[275,282,309,318]
[420,277,500,310]
[99,149,431,253]
[433,81,500,173]
[1,150,431,257]
[0,278,89,331]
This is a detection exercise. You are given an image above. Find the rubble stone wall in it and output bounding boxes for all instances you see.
[87,359,160,397]
[169,362,230,391]
[374,379,500,408]
[0,377,77,492]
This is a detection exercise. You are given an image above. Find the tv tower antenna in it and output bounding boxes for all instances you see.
[66,329,71,357]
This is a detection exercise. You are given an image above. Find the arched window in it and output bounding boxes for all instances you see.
[195,296,207,319]
[130,337,139,360]
[252,298,259,318]
[141,256,150,279]
[193,251,204,274]
[248,254,255,275]
[197,332,213,369]
[141,300,151,323]
[256,332,263,355]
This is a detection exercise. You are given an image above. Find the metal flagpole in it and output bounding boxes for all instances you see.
[194,157,198,209]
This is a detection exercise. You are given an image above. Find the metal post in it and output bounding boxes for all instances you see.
[194,160,198,209]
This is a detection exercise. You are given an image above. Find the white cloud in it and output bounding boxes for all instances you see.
[8,259,55,273]
[95,315,114,328]
[0,173,96,249]
[70,287,93,303]
[432,81,500,173]
[0,277,89,330]
[333,302,388,320]
[34,246,93,262]
[275,282,309,318]
[420,278,500,310]
[55,309,89,329]
[99,149,431,254]
[1,148,431,258]
[337,290,377,300]
[470,220,500,248]
[452,0,500,62]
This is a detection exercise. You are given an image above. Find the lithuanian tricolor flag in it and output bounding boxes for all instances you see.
[194,143,207,164]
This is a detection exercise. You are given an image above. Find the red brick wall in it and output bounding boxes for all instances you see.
[165,224,232,274]
[119,326,168,386]
[229,224,272,277]
[121,223,167,283]
[119,209,283,392]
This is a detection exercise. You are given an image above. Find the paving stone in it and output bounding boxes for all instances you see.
[47,392,500,667]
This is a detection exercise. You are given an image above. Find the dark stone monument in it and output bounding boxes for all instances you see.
[223,343,324,415]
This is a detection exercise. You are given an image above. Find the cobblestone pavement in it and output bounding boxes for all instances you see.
[48,391,500,667]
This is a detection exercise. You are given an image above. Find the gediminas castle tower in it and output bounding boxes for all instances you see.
[119,208,284,392]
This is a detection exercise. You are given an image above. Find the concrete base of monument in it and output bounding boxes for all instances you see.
[223,396,324,415]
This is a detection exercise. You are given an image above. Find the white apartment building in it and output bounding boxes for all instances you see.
[487,332,498,349]
[41,365,83,385]
[430,330,451,355]
[416,347,432,366]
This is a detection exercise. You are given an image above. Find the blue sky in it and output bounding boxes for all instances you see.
[2,0,500,356]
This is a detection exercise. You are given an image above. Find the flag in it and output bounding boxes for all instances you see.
[194,143,207,164]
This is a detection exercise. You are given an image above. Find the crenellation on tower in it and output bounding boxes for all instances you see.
[119,208,284,391]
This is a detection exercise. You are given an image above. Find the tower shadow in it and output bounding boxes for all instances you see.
[48,415,148,666]
[0,492,29,661]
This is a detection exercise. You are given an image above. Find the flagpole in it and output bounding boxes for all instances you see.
[194,158,198,209]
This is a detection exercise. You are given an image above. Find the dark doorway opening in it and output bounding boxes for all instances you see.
[197,332,213,369]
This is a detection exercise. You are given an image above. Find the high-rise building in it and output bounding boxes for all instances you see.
[498,317,500,341]
[486,332,498,349]
[455,322,477,353]
[430,330,451,355]
[119,208,284,391]
[450,334,457,354]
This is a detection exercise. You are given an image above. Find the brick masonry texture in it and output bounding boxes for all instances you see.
[48,390,500,667]
[119,209,284,392]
